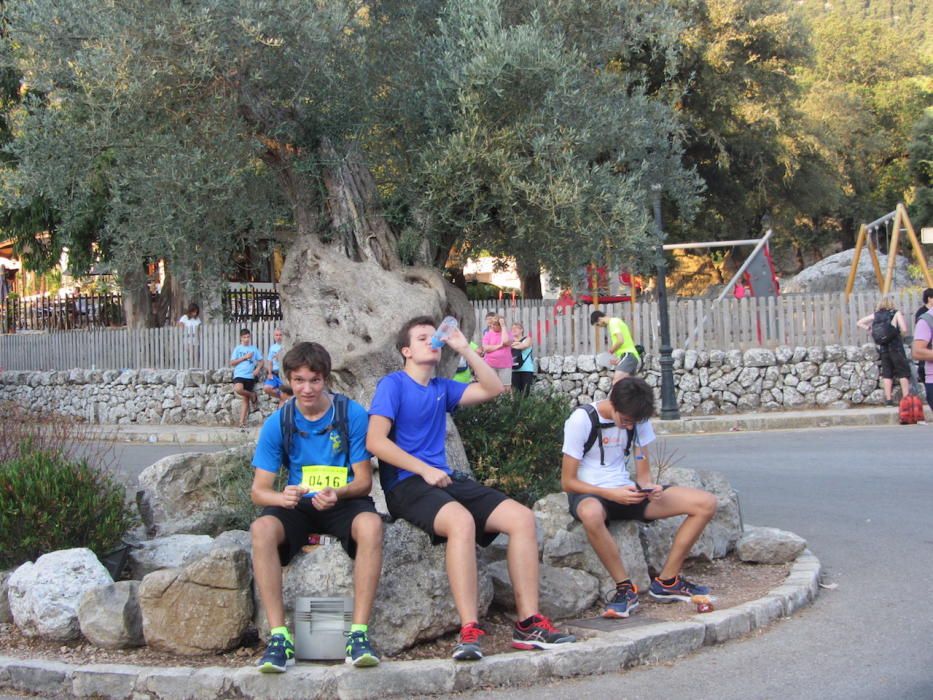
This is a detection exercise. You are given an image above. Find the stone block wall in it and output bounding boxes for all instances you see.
[0,368,277,426]
[0,342,919,423]
[537,343,920,415]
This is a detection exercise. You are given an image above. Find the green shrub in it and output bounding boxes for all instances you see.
[0,448,137,569]
[453,391,572,506]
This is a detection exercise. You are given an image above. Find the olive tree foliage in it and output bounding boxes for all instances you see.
[384,0,701,282]
[2,0,701,305]
[2,0,387,304]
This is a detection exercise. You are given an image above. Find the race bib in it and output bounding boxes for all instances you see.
[300,465,349,491]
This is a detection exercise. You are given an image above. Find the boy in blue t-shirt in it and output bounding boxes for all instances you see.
[250,342,383,672]
[230,328,263,429]
[367,316,575,662]
[263,327,287,405]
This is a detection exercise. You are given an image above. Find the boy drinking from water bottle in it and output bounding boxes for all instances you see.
[366,316,575,661]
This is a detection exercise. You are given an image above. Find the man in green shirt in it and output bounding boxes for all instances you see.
[591,310,640,382]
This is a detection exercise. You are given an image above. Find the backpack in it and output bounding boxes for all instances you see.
[511,340,532,370]
[579,403,635,466]
[871,309,899,346]
[898,394,924,425]
[279,393,351,469]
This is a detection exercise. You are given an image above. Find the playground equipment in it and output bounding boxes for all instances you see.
[668,229,779,348]
[844,203,932,298]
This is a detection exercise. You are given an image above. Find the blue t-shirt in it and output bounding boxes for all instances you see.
[231,344,263,380]
[267,342,283,373]
[252,396,371,498]
[369,371,468,491]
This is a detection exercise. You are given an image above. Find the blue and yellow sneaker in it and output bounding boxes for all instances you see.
[603,583,639,619]
[257,633,295,673]
[345,630,380,667]
[649,575,710,603]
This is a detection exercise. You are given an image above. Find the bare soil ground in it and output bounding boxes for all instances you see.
[0,556,789,670]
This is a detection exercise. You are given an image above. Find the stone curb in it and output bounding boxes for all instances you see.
[0,549,821,699]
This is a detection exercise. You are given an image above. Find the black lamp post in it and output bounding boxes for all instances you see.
[652,185,680,420]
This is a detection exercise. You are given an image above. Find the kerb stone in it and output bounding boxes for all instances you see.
[3,658,73,695]
[615,620,705,666]
[699,607,754,644]
[71,664,139,698]
[335,659,455,700]
[230,664,335,700]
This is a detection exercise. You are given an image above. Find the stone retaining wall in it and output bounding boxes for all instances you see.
[0,343,919,423]
[0,368,275,426]
[537,343,921,415]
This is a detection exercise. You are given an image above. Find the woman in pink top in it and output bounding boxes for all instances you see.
[482,314,513,388]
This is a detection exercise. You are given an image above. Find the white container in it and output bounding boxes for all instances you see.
[293,596,353,660]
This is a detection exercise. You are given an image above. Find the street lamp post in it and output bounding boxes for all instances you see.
[652,185,680,420]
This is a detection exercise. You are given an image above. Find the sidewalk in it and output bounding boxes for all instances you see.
[88,405,922,445]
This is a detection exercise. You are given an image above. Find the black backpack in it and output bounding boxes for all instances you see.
[579,403,635,466]
[279,394,352,469]
[871,309,899,346]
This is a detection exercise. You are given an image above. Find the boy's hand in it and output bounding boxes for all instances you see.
[243,351,253,360]
[638,483,663,501]
[312,487,338,511]
[422,467,452,488]
[280,485,308,508]
[605,485,647,505]
[443,327,469,353]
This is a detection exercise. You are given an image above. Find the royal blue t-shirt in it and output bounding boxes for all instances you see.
[252,396,371,499]
[369,372,468,491]
[231,344,263,380]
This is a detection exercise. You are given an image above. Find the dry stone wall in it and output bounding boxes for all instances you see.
[538,343,919,415]
[0,342,918,422]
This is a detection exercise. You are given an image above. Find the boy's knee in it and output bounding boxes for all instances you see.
[576,498,606,528]
[250,517,279,547]
[354,512,384,542]
[438,505,475,540]
[698,492,717,519]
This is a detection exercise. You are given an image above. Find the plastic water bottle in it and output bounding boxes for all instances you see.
[431,316,459,349]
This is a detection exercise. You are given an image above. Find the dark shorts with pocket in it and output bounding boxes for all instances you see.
[260,496,378,565]
[233,377,256,392]
[385,475,509,547]
[567,489,669,524]
[879,345,910,379]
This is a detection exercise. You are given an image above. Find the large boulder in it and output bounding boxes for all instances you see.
[8,548,113,641]
[257,519,493,656]
[128,534,214,580]
[543,521,650,593]
[136,445,253,537]
[736,526,807,564]
[78,581,145,649]
[640,467,742,572]
[487,560,599,619]
[782,249,910,294]
[138,546,253,655]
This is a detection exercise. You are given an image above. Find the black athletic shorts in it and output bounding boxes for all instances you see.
[233,377,256,392]
[260,496,378,565]
[567,488,669,524]
[385,475,509,547]
[879,345,910,380]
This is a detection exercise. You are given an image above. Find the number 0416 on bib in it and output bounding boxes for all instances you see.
[300,465,349,491]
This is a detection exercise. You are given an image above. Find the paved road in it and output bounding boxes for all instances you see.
[459,425,933,700]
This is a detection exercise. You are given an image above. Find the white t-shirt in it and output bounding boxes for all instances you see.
[178,314,201,334]
[561,402,656,488]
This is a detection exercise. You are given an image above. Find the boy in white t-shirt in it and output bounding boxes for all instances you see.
[561,377,717,619]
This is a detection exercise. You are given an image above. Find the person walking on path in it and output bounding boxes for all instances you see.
[857,297,911,406]
[482,313,513,390]
[912,289,933,413]
[510,321,535,395]
[561,377,717,619]
[230,328,263,429]
[250,342,382,672]
[367,316,575,661]
[590,310,640,383]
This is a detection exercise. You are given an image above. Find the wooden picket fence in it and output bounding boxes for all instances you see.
[0,321,281,371]
[0,290,924,371]
[472,289,925,356]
